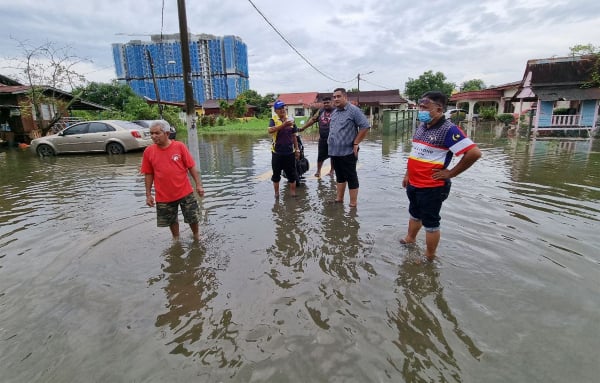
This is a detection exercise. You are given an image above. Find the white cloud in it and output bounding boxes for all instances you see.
[1,0,600,96]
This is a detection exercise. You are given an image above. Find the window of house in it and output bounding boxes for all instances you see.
[294,108,304,116]
[41,103,56,120]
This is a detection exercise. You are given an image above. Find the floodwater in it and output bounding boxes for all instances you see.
[1,124,599,382]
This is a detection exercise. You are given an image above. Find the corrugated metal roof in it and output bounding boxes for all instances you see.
[0,85,109,110]
[450,89,503,101]
[513,54,599,101]
[0,85,31,94]
[528,55,596,86]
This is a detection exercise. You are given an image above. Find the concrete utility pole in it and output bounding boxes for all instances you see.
[356,71,374,106]
[177,0,200,167]
[145,49,163,119]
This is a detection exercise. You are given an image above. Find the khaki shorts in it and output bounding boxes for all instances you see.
[156,193,201,227]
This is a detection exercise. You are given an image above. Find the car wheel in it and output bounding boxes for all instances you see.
[106,142,125,154]
[36,144,56,156]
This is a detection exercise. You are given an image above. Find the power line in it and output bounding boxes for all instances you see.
[247,0,355,84]
[361,78,393,90]
[82,64,115,75]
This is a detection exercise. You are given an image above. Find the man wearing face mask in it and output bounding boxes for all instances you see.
[401,91,482,261]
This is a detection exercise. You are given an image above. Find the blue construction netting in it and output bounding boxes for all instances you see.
[113,34,249,103]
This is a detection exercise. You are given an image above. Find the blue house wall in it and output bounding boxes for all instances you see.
[537,101,553,127]
[580,100,597,126]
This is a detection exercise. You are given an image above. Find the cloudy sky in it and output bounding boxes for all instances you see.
[1,0,600,97]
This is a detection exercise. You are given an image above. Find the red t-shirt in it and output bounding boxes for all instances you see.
[140,141,195,203]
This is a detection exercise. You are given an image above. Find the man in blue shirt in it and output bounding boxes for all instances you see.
[328,88,371,207]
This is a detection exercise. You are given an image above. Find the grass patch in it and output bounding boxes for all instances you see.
[196,117,269,134]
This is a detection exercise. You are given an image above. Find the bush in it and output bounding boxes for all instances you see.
[217,116,225,126]
[497,113,515,125]
[200,115,211,127]
[479,107,497,120]
[553,107,570,115]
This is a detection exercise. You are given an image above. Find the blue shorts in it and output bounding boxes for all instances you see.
[406,182,451,231]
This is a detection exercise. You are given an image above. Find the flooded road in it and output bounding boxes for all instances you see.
[1,125,599,382]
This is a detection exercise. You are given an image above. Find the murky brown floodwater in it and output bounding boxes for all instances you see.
[1,123,599,382]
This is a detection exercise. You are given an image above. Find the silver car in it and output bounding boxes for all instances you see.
[31,120,153,156]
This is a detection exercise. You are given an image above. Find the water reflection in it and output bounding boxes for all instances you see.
[319,206,364,282]
[153,240,242,368]
[1,131,599,382]
[267,188,369,285]
[387,261,482,382]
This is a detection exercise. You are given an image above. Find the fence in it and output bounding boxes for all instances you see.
[382,109,417,137]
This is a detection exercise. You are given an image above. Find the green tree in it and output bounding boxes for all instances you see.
[73,81,183,129]
[233,96,247,118]
[569,43,600,56]
[569,43,600,88]
[74,81,136,110]
[460,79,486,92]
[239,90,278,117]
[404,70,455,102]
[239,90,263,116]
[219,99,234,119]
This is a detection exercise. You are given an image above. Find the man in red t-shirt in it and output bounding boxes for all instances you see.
[141,121,205,240]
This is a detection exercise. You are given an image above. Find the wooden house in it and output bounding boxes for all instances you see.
[513,55,600,136]
[0,75,108,144]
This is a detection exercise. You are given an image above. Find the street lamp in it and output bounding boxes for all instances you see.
[357,70,374,105]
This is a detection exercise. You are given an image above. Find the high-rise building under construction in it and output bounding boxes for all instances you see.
[112,33,249,104]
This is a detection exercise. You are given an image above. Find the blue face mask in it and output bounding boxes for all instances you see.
[418,110,432,123]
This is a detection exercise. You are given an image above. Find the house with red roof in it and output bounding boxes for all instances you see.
[271,92,319,118]
[449,82,525,121]
[274,90,408,126]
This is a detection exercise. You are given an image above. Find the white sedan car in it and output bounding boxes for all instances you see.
[444,108,468,120]
[31,120,153,156]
